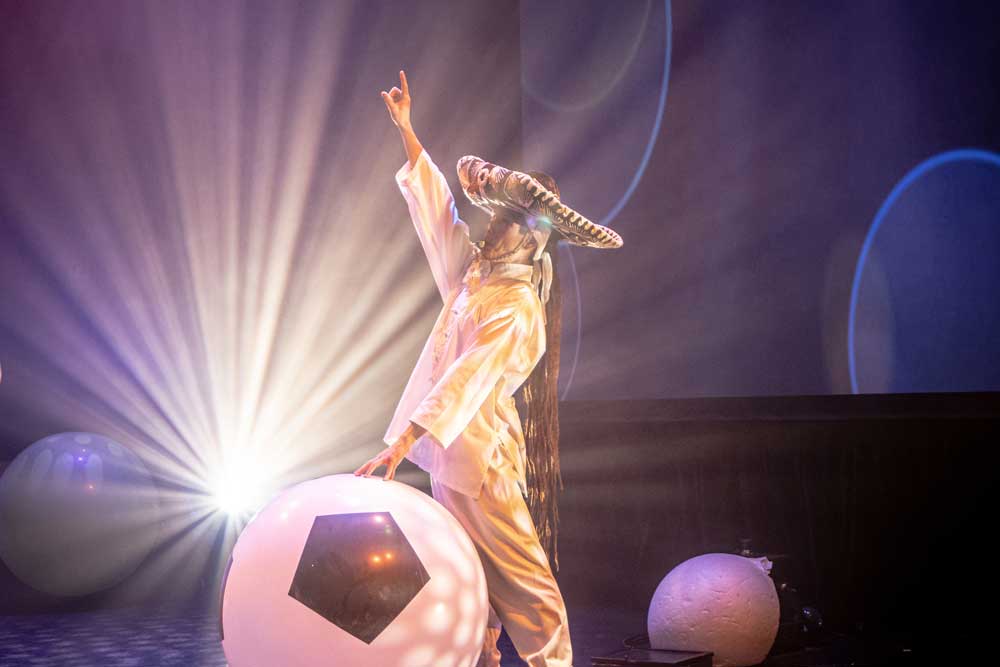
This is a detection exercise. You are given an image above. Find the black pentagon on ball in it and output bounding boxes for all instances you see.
[287,512,430,644]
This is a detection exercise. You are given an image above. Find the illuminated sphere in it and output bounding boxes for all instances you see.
[0,432,161,596]
[221,473,489,667]
[647,553,780,667]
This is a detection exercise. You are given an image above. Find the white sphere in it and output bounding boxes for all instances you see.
[221,474,489,667]
[0,432,161,596]
[648,553,780,667]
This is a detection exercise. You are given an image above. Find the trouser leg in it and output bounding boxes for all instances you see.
[431,468,572,667]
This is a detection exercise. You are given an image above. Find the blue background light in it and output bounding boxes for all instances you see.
[849,149,1000,394]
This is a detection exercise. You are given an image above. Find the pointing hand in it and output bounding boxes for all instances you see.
[380,70,411,129]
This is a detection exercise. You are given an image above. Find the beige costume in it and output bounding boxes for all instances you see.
[383,150,572,667]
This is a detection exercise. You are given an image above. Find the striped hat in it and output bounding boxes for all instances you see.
[457,155,623,250]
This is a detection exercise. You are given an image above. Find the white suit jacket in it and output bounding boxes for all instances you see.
[383,150,546,498]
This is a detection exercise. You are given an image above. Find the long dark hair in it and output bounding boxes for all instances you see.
[516,170,563,570]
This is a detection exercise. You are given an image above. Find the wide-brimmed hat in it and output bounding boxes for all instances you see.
[457,155,623,249]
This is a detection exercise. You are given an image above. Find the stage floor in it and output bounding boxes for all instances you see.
[0,604,942,666]
[0,606,643,667]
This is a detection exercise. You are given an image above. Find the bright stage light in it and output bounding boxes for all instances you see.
[213,479,256,517]
[211,462,272,517]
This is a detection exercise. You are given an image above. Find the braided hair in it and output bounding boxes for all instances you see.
[516,170,564,570]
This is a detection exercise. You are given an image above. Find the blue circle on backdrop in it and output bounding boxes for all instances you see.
[848,149,1000,394]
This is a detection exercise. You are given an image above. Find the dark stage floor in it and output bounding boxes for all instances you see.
[0,604,951,666]
[0,606,642,667]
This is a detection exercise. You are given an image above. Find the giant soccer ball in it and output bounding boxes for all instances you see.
[0,432,162,596]
[648,553,780,667]
[220,474,489,667]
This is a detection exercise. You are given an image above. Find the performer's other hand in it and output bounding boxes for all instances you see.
[353,436,413,481]
[380,69,411,129]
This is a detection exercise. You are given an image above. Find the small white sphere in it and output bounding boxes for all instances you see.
[0,432,161,596]
[220,474,489,667]
[648,553,780,667]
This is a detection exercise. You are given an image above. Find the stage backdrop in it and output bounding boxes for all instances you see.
[520,0,1000,399]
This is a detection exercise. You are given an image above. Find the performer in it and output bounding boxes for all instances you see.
[354,70,622,667]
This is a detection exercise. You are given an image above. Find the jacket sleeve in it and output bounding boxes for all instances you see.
[408,293,544,449]
[396,149,476,300]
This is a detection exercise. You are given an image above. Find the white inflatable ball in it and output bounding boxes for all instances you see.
[0,432,161,596]
[221,474,489,667]
[648,553,779,667]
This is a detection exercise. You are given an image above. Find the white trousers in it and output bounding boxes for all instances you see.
[430,446,573,667]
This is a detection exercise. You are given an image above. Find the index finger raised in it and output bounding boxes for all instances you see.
[399,70,409,96]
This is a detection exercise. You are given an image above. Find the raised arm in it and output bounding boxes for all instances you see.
[381,70,422,168]
[381,70,475,299]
